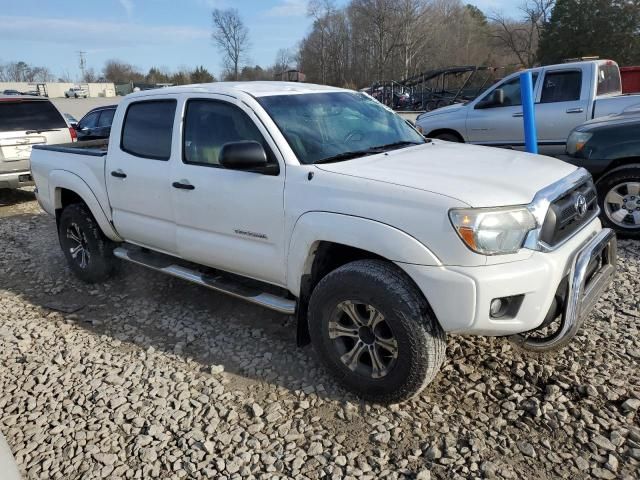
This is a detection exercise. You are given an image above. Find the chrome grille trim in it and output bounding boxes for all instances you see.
[523,168,599,252]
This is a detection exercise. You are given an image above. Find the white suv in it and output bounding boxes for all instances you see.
[0,96,75,189]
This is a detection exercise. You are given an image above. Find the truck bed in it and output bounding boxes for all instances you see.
[30,138,112,223]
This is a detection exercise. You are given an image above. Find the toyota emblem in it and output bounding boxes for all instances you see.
[574,194,588,217]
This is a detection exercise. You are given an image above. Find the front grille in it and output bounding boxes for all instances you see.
[539,180,598,247]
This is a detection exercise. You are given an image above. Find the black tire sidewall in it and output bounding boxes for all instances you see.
[597,168,640,238]
[58,204,114,283]
[308,260,444,402]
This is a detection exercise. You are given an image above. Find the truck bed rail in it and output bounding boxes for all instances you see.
[32,139,108,157]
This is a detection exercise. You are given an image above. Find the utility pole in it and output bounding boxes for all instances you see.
[77,51,86,81]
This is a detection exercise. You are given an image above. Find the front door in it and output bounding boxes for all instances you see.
[466,73,539,149]
[171,96,287,286]
[106,98,179,255]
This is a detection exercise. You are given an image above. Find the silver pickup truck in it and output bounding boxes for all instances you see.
[415,59,640,156]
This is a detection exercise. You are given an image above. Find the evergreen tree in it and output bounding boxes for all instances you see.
[538,0,640,65]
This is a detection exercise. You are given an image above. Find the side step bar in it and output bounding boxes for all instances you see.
[113,246,296,315]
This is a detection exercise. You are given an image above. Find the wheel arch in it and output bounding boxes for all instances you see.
[595,159,640,183]
[50,171,122,242]
[425,128,465,142]
[288,212,441,345]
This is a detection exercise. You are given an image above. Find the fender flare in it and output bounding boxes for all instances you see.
[286,211,441,296]
[49,170,122,241]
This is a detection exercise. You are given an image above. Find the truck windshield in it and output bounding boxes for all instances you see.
[258,91,426,164]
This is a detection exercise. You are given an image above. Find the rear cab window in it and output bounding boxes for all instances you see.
[0,100,66,132]
[120,100,177,160]
[597,63,622,96]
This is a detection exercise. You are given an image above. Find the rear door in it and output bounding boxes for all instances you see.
[95,108,115,138]
[76,110,100,140]
[535,68,589,155]
[105,98,179,254]
[0,99,70,175]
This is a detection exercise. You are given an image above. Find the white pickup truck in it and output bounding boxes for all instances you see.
[31,82,617,403]
[415,59,640,156]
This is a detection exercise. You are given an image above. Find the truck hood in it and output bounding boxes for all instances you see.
[315,141,578,208]
[418,102,466,119]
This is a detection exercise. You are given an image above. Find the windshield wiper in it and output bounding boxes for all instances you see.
[314,140,428,165]
[314,149,380,164]
[368,140,428,151]
[25,128,62,134]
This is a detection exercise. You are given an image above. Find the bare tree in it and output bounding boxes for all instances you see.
[212,8,250,81]
[274,48,294,74]
[308,0,336,84]
[489,0,555,67]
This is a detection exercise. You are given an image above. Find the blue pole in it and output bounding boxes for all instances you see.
[520,71,538,154]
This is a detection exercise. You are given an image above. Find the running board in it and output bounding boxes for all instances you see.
[113,246,296,315]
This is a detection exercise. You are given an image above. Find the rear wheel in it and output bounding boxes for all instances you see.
[308,260,446,404]
[597,166,640,239]
[58,203,115,283]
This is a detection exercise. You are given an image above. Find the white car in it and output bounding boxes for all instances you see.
[416,59,640,156]
[64,86,88,98]
[30,82,616,403]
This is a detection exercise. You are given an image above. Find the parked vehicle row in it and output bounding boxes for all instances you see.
[30,82,616,403]
[415,59,640,156]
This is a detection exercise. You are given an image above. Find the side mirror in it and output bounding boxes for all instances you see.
[476,88,505,109]
[219,141,274,173]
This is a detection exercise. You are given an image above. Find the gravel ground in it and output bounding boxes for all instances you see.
[1,188,639,480]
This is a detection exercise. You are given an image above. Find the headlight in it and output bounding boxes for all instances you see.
[449,206,537,255]
[566,131,592,155]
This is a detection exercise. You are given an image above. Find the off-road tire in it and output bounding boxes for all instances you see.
[596,165,640,239]
[308,260,446,404]
[58,203,115,283]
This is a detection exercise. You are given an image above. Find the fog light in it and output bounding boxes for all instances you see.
[490,295,525,319]
[490,298,505,318]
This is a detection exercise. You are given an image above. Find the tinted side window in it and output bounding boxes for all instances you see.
[79,112,99,129]
[183,99,272,167]
[540,71,582,103]
[489,73,539,107]
[121,100,176,160]
[0,100,66,132]
[97,109,115,128]
[597,64,622,95]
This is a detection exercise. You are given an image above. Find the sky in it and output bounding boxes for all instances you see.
[0,0,521,81]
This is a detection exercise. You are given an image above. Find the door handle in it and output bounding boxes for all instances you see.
[172,181,195,190]
[566,108,584,114]
[512,112,523,117]
[111,169,127,178]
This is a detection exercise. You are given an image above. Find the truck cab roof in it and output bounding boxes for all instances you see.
[126,81,348,99]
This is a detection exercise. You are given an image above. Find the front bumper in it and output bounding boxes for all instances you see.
[0,170,34,189]
[399,219,616,337]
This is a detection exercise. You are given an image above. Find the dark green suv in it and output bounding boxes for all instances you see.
[562,111,640,238]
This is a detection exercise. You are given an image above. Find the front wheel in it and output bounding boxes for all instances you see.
[58,203,115,283]
[308,260,446,404]
[432,132,461,142]
[597,166,640,239]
